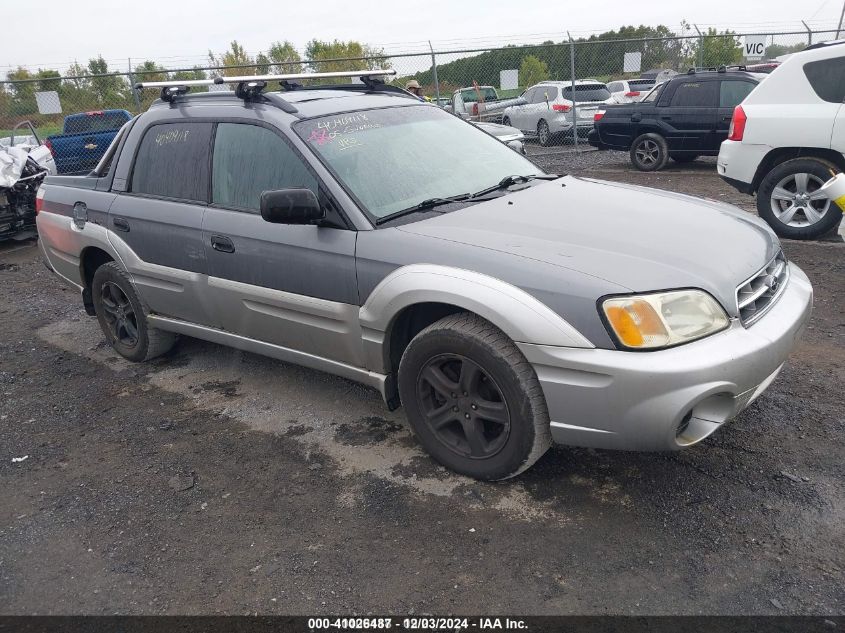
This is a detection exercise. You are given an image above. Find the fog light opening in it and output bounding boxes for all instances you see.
[676,411,692,439]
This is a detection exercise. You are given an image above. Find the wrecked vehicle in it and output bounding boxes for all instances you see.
[37,71,813,480]
[1,129,50,241]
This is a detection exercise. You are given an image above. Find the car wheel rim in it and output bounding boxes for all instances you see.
[538,123,548,143]
[100,282,139,348]
[635,139,659,165]
[770,172,831,227]
[416,354,511,460]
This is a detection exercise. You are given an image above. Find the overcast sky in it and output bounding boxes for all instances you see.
[1,0,841,74]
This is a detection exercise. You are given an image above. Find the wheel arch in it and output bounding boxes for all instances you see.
[359,265,594,406]
[79,246,115,315]
[752,147,844,193]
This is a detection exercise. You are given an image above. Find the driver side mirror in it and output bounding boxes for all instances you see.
[260,188,324,225]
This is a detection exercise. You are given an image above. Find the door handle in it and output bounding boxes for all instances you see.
[631,114,642,122]
[721,115,732,121]
[210,235,235,253]
[112,217,130,232]
[660,115,672,120]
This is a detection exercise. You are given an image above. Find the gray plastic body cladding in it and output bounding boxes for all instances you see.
[518,263,813,451]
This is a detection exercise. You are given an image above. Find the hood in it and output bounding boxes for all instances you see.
[396,176,780,317]
[474,121,523,139]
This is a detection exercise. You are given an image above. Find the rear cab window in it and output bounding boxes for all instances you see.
[669,81,718,107]
[803,57,845,103]
[130,122,213,201]
[563,85,611,102]
[65,111,129,134]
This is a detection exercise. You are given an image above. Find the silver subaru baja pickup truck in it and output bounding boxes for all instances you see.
[36,71,813,480]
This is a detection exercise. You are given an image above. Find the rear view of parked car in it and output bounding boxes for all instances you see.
[718,41,845,239]
[502,81,612,146]
[46,109,132,175]
[589,69,761,170]
[606,78,656,103]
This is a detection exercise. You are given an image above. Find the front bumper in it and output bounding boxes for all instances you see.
[518,263,813,451]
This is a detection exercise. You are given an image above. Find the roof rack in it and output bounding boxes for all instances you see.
[135,69,397,103]
[686,65,747,75]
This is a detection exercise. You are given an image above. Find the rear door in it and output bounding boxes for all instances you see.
[523,86,554,134]
[660,79,719,153]
[508,88,535,131]
[107,121,218,327]
[715,78,757,148]
[202,121,362,366]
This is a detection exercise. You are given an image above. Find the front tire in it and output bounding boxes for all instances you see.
[757,158,842,240]
[398,313,551,480]
[92,262,177,362]
[630,133,669,171]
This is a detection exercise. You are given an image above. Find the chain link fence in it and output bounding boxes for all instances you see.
[1,29,838,173]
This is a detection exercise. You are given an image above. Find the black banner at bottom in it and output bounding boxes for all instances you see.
[0,616,842,633]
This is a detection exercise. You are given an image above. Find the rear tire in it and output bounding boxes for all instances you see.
[91,262,177,362]
[756,158,842,240]
[537,119,555,147]
[630,133,669,171]
[398,312,551,480]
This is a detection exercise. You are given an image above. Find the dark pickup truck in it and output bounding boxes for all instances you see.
[46,110,132,175]
[588,69,761,171]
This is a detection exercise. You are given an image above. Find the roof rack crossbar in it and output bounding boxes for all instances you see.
[134,69,396,91]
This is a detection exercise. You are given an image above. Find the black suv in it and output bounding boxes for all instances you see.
[588,68,761,171]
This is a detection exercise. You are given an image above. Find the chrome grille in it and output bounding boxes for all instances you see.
[736,251,789,326]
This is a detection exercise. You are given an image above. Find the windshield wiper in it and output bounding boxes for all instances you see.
[469,173,560,199]
[375,193,471,225]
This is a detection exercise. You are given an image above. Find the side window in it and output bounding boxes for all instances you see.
[532,87,551,104]
[212,123,318,212]
[131,122,212,201]
[803,57,845,103]
[720,80,756,107]
[670,81,718,107]
[607,81,622,93]
[521,88,535,104]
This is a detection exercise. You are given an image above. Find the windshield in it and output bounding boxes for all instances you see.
[296,105,542,221]
[562,84,611,102]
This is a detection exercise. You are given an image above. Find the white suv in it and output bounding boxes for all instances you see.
[718,40,845,239]
[502,81,613,146]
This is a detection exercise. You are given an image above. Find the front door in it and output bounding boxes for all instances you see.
[202,122,362,367]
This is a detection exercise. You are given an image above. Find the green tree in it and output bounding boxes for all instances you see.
[172,67,207,81]
[134,60,169,83]
[690,28,742,67]
[7,67,34,100]
[519,55,549,87]
[304,40,391,77]
[209,40,255,76]
[87,55,128,107]
[267,40,302,73]
[35,69,62,92]
[766,42,806,59]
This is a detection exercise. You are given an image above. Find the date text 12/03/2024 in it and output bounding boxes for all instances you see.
[306,617,528,630]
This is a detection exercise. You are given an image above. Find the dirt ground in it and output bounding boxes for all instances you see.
[0,146,843,615]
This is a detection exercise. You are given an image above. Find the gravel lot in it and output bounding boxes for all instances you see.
[1,147,843,615]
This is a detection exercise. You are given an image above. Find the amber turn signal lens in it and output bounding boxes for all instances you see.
[604,301,668,348]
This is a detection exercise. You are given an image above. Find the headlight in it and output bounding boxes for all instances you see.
[601,290,729,350]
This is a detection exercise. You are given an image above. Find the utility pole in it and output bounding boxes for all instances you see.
[694,24,703,69]
[838,0,845,39]
[429,41,440,104]
[568,31,578,153]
